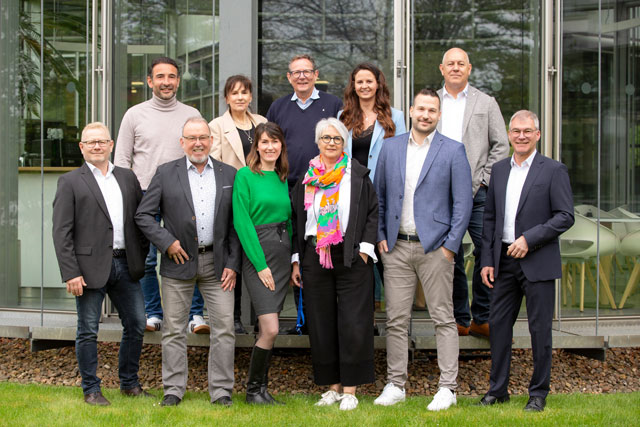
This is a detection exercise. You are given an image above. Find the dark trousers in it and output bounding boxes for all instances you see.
[302,243,375,387]
[453,185,490,326]
[488,244,554,398]
[75,256,146,395]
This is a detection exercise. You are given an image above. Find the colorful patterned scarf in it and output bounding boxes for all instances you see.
[302,153,349,269]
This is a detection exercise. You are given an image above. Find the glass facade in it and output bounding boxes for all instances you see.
[0,0,638,325]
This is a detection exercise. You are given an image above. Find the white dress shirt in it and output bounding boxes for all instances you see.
[87,161,125,249]
[440,84,469,144]
[502,150,537,243]
[292,159,376,263]
[186,157,216,247]
[291,87,320,110]
[399,131,435,234]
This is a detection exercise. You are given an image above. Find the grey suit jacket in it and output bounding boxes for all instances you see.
[52,163,148,288]
[437,85,509,195]
[209,110,267,170]
[135,156,241,281]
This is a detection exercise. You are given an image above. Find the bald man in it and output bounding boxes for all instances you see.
[436,48,509,338]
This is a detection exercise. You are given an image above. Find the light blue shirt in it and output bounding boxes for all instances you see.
[291,87,320,110]
[186,157,216,246]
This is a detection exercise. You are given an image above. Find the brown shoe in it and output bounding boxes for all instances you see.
[470,321,490,338]
[84,391,111,406]
[457,324,470,336]
[121,386,153,397]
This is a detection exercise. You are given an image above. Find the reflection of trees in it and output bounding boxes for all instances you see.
[19,7,85,118]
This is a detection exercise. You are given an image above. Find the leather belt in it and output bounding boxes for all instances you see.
[198,245,213,254]
[112,249,126,258]
[397,233,420,242]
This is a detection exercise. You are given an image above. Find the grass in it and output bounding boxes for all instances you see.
[1,382,639,426]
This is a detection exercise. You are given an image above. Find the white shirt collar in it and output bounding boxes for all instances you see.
[442,83,469,99]
[86,161,114,177]
[185,156,213,171]
[291,87,320,102]
[510,150,537,168]
[409,130,435,147]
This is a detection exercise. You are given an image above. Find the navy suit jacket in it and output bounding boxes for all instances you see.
[135,156,241,281]
[481,152,574,282]
[374,131,473,254]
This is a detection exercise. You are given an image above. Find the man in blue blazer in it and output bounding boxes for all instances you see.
[477,110,574,412]
[373,88,472,411]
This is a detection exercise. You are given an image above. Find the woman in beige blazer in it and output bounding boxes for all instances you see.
[209,75,267,170]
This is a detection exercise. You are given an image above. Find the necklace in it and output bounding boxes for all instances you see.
[240,123,255,144]
[363,111,377,124]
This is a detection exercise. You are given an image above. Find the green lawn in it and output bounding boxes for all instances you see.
[1,382,639,426]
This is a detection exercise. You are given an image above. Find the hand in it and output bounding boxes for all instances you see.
[167,240,189,264]
[359,252,368,264]
[290,262,302,288]
[377,240,389,253]
[481,266,495,288]
[440,246,455,262]
[66,276,87,296]
[220,268,237,291]
[506,235,528,259]
[257,267,275,291]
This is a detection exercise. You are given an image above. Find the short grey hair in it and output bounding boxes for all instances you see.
[181,116,210,135]
[81,122,111,141]
[315,117,349,145]
[509,110,540,130]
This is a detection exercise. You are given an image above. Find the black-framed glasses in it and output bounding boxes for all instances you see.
[288,69,315,79]
[182,135,211,143]
[509,128,537,137]
[81,139,111,148]
[319,135,344,145]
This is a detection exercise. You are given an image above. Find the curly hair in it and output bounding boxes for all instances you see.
[340,63,395,138]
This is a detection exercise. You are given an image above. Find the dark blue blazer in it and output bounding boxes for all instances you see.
[481,152,574,282]
[374,131,472,254]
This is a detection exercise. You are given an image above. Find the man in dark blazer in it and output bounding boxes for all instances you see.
[135,117,241,407]
[478,110,574,412]
[52,122,150,406]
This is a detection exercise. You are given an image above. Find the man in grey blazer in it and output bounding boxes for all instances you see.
[373,89,472,411]
[437,47,509,338]
[52,122,150,405]
[135,117,241,407]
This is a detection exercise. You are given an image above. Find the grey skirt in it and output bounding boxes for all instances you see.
[242,221,291,316]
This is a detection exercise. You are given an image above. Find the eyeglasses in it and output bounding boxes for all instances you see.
[182,135,211,143]
[81,139,111,148]
[288,69,315,79]
[509,129,537,137]
[319,135,344,145]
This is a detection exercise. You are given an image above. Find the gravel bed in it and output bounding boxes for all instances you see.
[0,338,638,396]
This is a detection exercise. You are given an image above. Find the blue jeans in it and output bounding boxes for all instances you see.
[75,256,146,395]
[452,185,490,326]
[139,213,205,321]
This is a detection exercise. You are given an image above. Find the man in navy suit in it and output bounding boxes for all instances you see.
[373,88,472,411]
[477,110,574,412]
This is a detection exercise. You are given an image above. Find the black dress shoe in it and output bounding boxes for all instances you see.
[121,386,153,397]
[234,320,247,335]
[84,391,111,406]
[477,394,510,406]
[212,395,233,406]
[524,396,546,412]
[161,394,182,406]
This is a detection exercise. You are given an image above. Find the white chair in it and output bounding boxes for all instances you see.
[608,207,640,309]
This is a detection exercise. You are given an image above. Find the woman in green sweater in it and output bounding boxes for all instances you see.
[232,122,293,405]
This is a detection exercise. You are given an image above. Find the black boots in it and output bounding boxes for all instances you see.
[246,346,283,405]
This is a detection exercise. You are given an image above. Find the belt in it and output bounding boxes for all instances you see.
[397,233,420,242]
[198,245,213,254]
[112,249,126,258]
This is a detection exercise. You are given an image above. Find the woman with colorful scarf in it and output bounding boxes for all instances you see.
[290,117,378,410]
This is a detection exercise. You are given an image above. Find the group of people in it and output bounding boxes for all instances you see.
[51,48,575,413]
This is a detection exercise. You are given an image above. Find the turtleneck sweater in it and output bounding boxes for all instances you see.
[114,94,201,190]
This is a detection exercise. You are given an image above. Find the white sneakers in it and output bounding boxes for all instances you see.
[374,383,406,406]
[315,390,358,410]
[427,387,457,411]
[188,315,210,334]
[145,316,162,332]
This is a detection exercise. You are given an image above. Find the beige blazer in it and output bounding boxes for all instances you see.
[209,110,267,170]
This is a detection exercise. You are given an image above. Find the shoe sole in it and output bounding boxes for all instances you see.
[192,325,210,334]
[145,325,161,332]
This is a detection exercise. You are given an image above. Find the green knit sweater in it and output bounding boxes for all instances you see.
[232,167,292,271]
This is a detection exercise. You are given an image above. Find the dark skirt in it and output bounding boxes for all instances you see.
[242,222,291,316]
